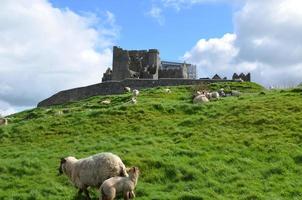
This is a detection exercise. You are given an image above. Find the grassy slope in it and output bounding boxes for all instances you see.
[1,82,302,200]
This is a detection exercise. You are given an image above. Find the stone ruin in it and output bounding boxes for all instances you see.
[102,46,197,82]
[36,45,252,107]
[232,73,251,82]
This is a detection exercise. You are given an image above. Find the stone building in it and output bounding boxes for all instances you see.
[232,73,251,82]
[110,46,160,81]
[187,64,197,79]
[102,46,197,82]
[159,61,188,79]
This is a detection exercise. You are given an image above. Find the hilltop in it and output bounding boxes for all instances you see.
[1,82,302,200]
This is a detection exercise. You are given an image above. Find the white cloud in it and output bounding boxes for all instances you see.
[183,0,302,86]
[0,0,118,115]
[147,5,165,25]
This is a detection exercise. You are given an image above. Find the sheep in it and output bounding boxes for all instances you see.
[218,88,226,97]
[196,91,202,95]
[0,118,8,126]
[101,99,111,105]
[58,152,128,200]
[193,94,209,104]
[124,87,131,93]
[131,97,137,104]
[231,90,241,97]
[100,167,140,200]
[132,89,139,97]
[205,91,220,100]
[164,88,171,93]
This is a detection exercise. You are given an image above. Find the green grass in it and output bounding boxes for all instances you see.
[1,82,302,200]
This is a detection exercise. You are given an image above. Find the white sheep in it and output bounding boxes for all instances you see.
[101,99,111,105]
[164,88,171,93]
[59,152,128,200]
[131,97,137,104]
[132,89,139,97]
[210,91,220,100]
[204,91,219,100]
[100,167,140,200]
[218,88,226,97]
[0,118,8,126]
[124,87,131,93]
[193,94,209,104]
[231,90,241,97]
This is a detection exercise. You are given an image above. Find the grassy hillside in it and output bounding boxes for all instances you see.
[1,82,302,200]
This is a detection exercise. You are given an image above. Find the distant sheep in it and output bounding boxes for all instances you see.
[58,152,128,200]
[231,90,241,97]
[100,167,140,200]
[218,88,226,97]
[131,97,137,104]
[193,94,209,104]
[124,87,131,93]
[132,89,139,97]
[101,99,111,105]
[0,118,8,126]
[205,91,220,100]
[164,88,171,93]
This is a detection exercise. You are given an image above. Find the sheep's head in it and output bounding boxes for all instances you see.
[58,157,67,175]
[129,167,140,176]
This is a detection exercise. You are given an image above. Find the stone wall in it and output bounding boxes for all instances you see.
[111,46,160,81]
[37,79,234,107]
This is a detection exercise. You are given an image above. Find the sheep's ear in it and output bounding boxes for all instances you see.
[133,167,136,173]
[60,157,66,163]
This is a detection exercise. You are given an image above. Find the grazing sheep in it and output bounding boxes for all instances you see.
[0,118,8,126]
[196,91,202,95]
[56,110,63,115]
[132,89,139,97]
[231,90,241,97]
[131,97,137,104]
[100,167,140,200]
[124,87,131,93]
[164,88,171,93]
[218,89,226,97]
[205,92,220,100]
[193,94,209,104]
[58,152,128,200]
[101,100,111,105]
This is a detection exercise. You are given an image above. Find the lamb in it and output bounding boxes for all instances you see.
[164,88,171,93]
[100,167,140,200]
[132,89,139,97]
[193,94,209,104]
[218,88,226,97]
[124,87,131,93]
[205,91,220,100]
[131,97,137,104]
[231,90,241,97]
[58,152,128,200]
[0,118,8,126]
[101,99,111,104]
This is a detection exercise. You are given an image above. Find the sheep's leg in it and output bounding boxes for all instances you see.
[123,191,130,200]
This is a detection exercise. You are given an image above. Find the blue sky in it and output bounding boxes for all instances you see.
[50,0,234,61]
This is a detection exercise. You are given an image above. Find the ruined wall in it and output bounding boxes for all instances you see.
[111,46,131,80]
[110,46,160,81]
[232,73,251,82]
[158,68,188,79]
[38,79,234,107]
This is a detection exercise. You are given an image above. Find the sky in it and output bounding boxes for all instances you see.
[0,0,302,116]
